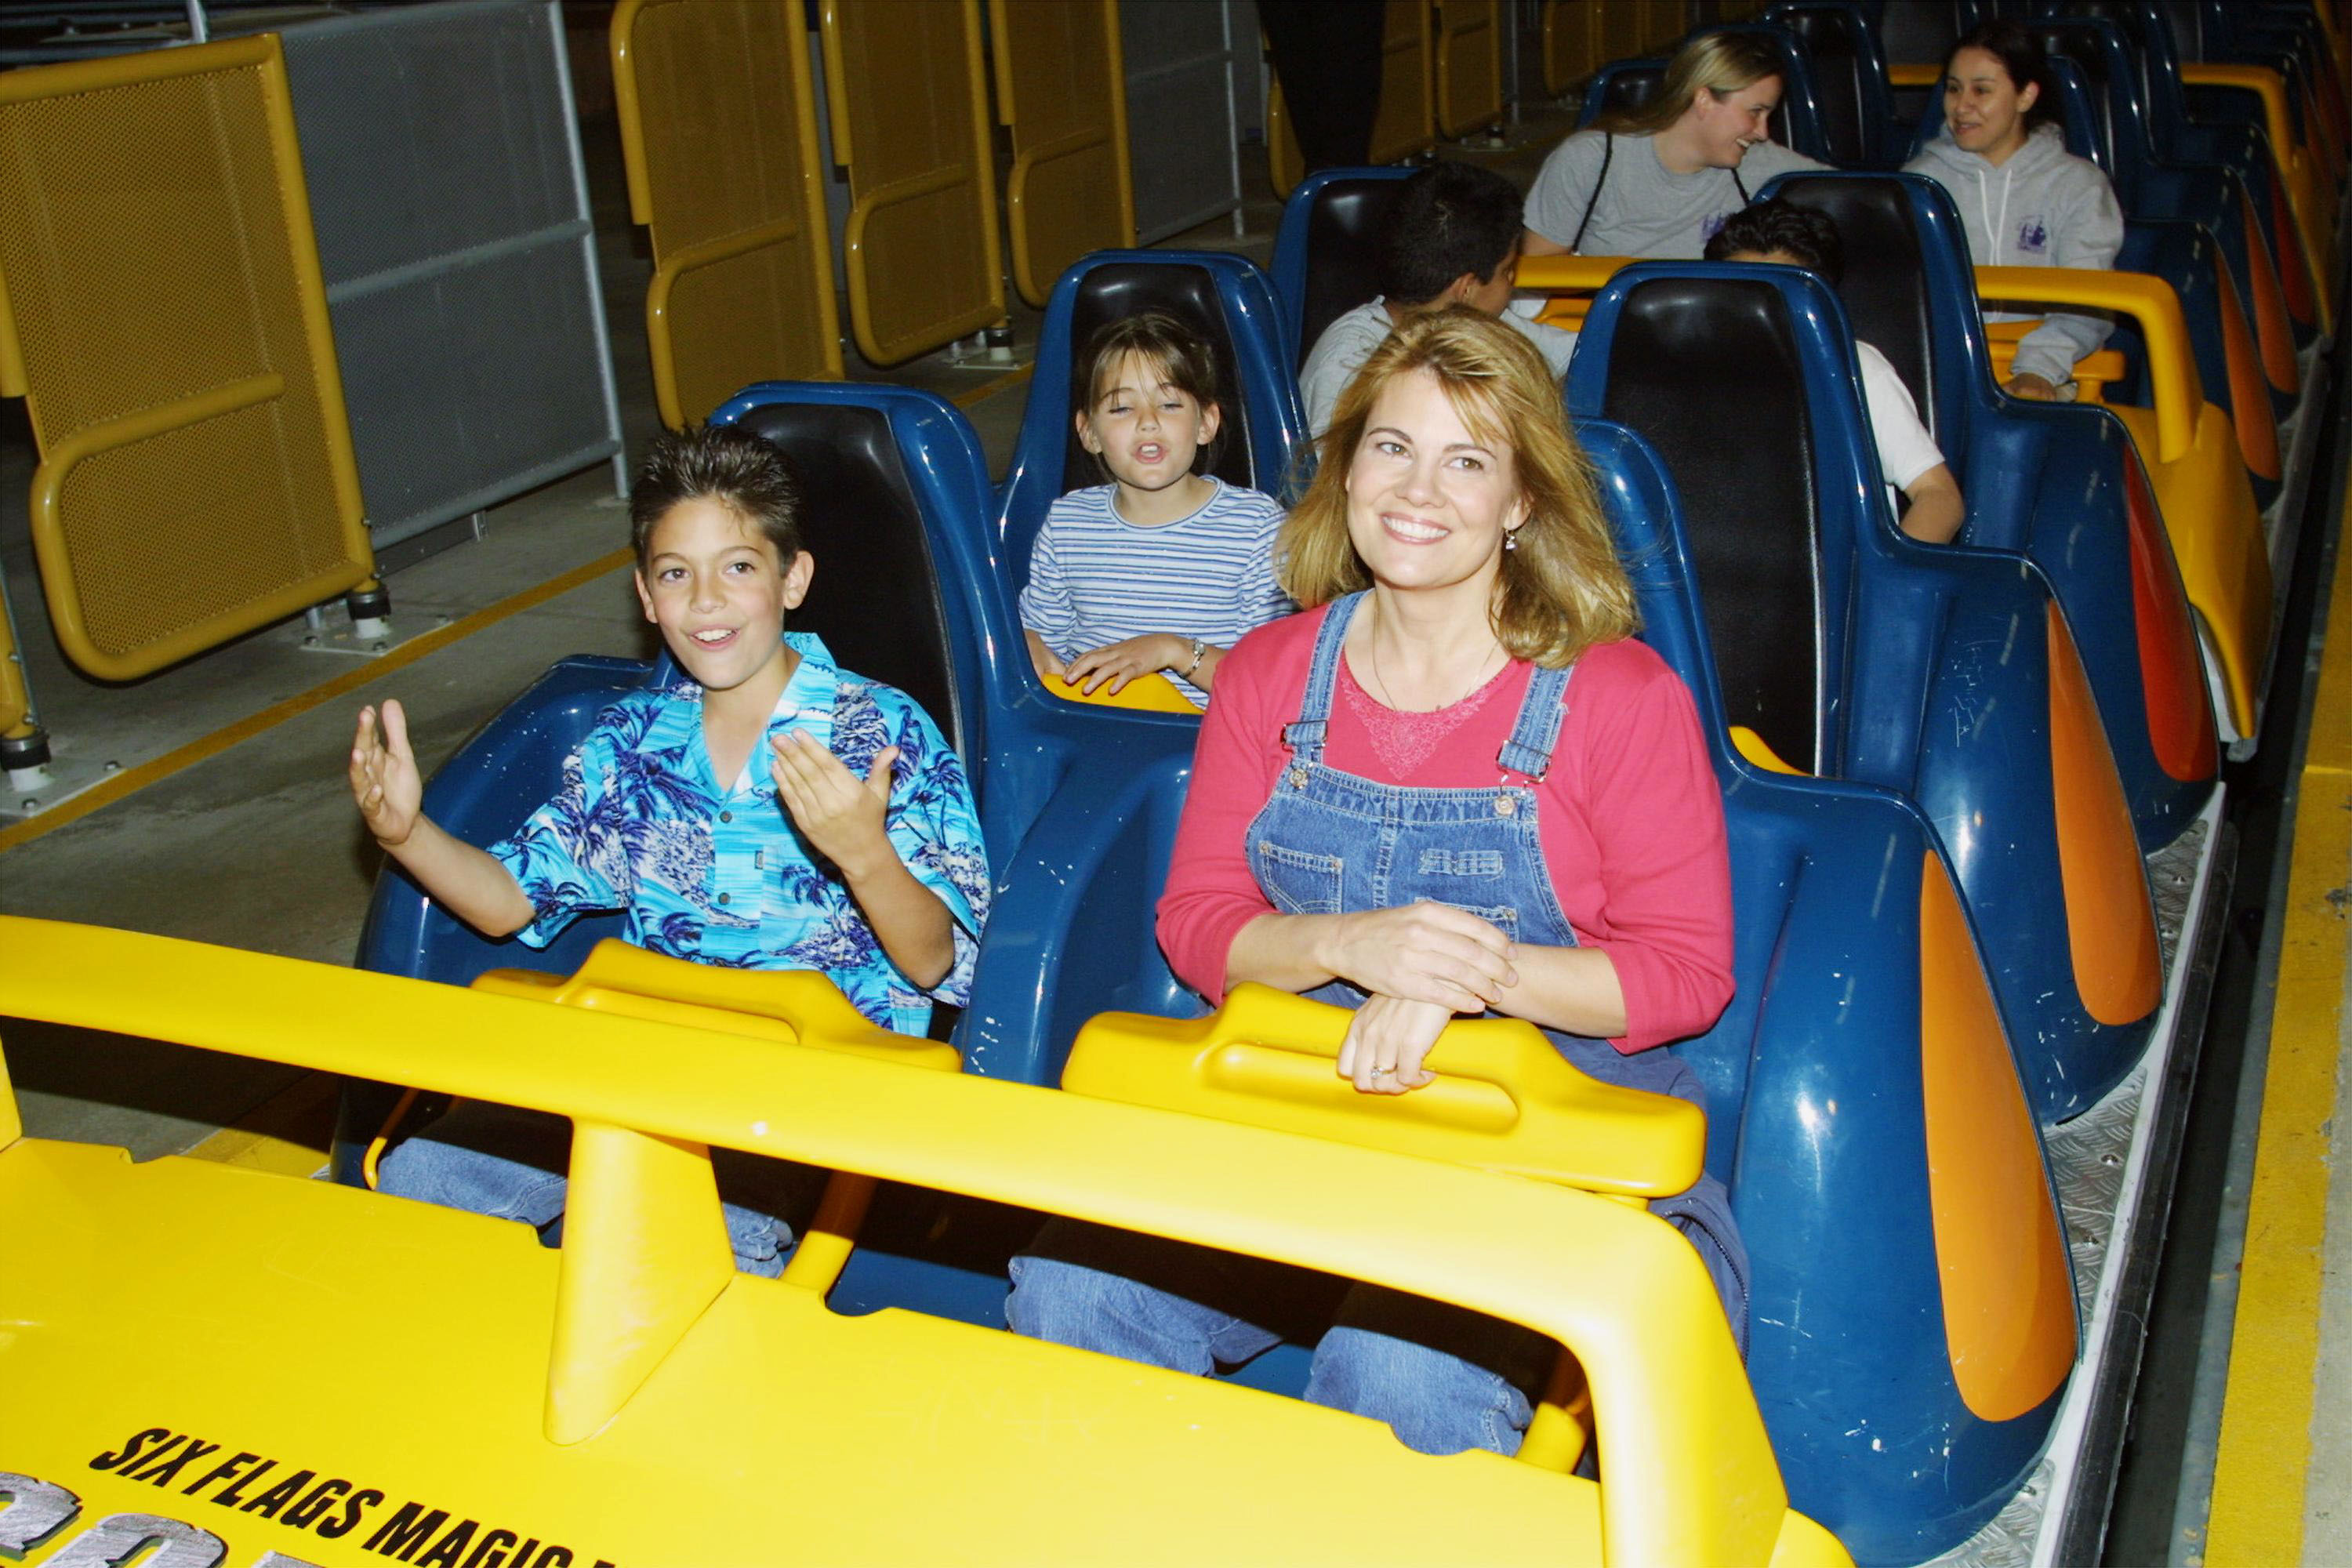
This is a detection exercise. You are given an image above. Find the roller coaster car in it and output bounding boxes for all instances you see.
[0,916,1854,1568]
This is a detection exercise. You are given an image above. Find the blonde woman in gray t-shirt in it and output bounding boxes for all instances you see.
[1523,32,1826,260]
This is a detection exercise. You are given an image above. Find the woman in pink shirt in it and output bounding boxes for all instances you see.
[1008,308,1742,1458]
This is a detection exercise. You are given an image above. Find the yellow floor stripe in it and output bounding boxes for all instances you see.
[183,1070,341,1178]
[0,546,636,855]
[949,362,1033,410]
[2205,482,2352,1566]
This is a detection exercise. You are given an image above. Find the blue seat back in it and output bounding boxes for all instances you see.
[1268,166,1417,373]
[995,251,1306,594]
[1580,414,2071,1563]
[1573,57,1670,129]
[1766,1,1907,165]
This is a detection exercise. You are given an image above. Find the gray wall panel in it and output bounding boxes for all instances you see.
[278,0,625,546]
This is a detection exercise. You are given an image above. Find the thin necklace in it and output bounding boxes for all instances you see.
[1366,621,1503,713]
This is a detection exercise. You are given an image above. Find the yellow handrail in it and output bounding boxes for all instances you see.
[0,915,1842,1568]
[1973,265,2202,463]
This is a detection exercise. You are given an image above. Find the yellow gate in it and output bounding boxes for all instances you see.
[1434,0,1503,139]
[992,0,1138,309]
[612,0,842,430]
[1269,0,1437,198]
[0,38,375,684]
[819,0,1006,367]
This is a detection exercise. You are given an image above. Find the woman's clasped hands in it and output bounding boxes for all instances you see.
[1326,901,1515,1096]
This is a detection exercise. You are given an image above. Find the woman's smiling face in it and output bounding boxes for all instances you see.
[1944,45,2038,162]
[1343,368,1529,601]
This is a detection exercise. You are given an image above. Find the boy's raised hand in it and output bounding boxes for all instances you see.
[771,730,897,880]
[350,701,423,847]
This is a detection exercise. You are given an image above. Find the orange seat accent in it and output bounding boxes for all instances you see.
[2122,452,2218,783]
[2045,606,2163,1025]
[2241,200,2299,396]
[2213,252,2281,482]
[1918,855,2078,1421]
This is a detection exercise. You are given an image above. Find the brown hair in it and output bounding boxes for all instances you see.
[1075,310,1225,477]
[1279,307,1636,667]
[630,423,806,564]
[1596,31,1785,136]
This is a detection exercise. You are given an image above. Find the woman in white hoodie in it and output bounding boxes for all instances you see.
[1904,20,2124,401]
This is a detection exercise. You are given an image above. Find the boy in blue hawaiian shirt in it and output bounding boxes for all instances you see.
[348,423,990,1273]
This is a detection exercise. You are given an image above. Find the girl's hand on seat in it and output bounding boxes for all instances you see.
[2003,371,2061,401]
[1338,993,1452,1094]
[1327,902,1516,1013]
[772,730,897,881]
[350,701,423,848]
[1065,633,1186,694]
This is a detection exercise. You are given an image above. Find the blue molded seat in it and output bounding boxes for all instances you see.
[1568,261,2162,1120]
[1766,0,1921,166]
[995,250,1307,588]
[1762,169,2220,849]
[1267,165,1418,374]
[1581,415,2074,1564]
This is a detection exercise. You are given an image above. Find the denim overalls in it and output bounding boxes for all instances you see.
[1008,594,1748,1455]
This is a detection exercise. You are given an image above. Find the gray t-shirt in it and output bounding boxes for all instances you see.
[1525,129,1826,257]
[1299,298,1579,435]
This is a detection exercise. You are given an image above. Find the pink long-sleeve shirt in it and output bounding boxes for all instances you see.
[1155,606,1735,1052]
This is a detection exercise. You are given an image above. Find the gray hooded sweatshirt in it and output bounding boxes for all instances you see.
[1904,122,2125,389]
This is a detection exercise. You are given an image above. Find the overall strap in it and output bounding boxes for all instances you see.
[1495,659,1580,779]
[1282,593,1365,760]
[1571,132,1613,253]
[1731,165,1750,203]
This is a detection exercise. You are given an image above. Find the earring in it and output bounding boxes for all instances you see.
[1504,530,1519,551]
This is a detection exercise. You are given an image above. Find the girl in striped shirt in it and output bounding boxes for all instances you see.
[1019,311,1290,707]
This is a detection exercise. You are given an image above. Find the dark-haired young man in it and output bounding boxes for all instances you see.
[1298,161,1580,435]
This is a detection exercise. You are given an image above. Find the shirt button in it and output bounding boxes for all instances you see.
[1288,766,1308,789]
[1494,795,1516,816]
[720,810,732,823]
[717,892,731,906]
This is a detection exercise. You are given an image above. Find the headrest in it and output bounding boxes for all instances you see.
[1061,262,1259,495]
[1874,0,1971,65]
[1590,63,1665,124]
[2028,21,2125,165]
[721,402,962,749]
[1297,178,1407,371]
[1772,175,1939,441]
[1769,6,1873,166]
[1598,275,1820,769]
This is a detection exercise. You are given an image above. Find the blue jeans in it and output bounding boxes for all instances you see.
[378,1101,800,1277]
[1007,1220,1552,1456]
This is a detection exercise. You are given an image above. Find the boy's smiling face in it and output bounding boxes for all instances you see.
[633,497,814,697]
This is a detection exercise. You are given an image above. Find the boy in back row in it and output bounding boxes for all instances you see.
[350,423,991,1272]
[1298,161,1579,436]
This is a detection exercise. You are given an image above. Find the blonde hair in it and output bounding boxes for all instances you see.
[1279,307,1636,668]
[1596,31,1785,136]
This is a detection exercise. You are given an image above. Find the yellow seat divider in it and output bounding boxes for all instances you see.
[468,939,955,1319]
[1042,668,1199,713]
[1062,982,1706,1200]
[612,0,843,429]
[819,0,1006,366]
[991,0,1137,310]
[0,37,377,683]
[1435,0,1504,140]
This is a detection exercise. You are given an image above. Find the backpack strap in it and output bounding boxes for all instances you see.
[1571,132,1613,253]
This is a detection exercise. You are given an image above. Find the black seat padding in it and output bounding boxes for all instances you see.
[1774,5,1872,165]
[724,403,962,751]
[1061,262,1258,494]
[1600,277,1820,769]
[1297,178,1407,371]
[2029,22,2122,169]
[1772,175,1941,445]
[1876,0,1974,64]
